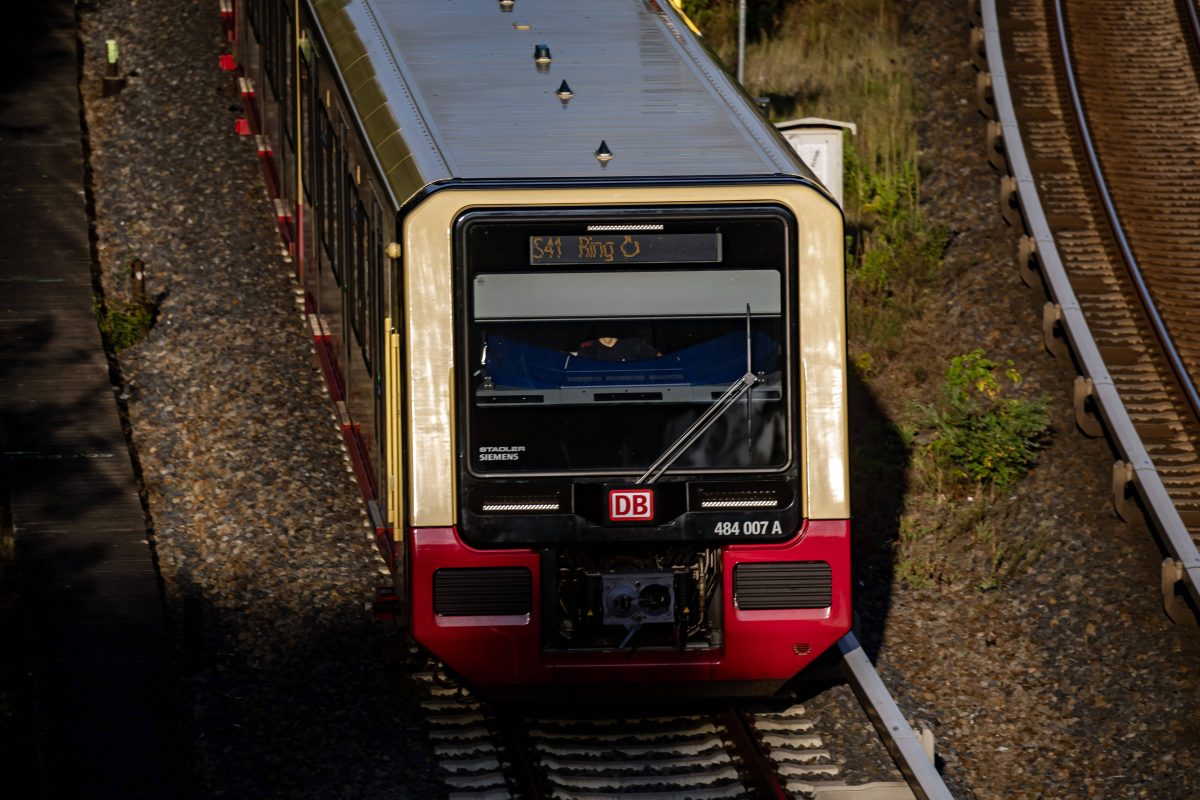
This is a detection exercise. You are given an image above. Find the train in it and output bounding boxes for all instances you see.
[223,0,850,695]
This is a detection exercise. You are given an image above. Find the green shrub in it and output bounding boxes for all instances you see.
[919,350,1050,490]
[94,296,153,353]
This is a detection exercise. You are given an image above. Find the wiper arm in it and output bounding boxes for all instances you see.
[637,304,761,485]
[636,369,760,484]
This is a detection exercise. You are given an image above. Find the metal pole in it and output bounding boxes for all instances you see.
[737,0,746,84]
[102,39,126,97]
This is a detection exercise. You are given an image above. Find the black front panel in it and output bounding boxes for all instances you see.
[455,206,801,546]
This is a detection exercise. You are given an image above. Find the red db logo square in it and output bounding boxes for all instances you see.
[609,489,654,522]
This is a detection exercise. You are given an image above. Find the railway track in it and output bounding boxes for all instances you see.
[418,633,951,799]
[972,0,1200,621]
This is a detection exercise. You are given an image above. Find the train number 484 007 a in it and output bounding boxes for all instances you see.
[714,520,783,536]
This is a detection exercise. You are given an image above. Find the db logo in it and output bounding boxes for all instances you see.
[608,489,654,522]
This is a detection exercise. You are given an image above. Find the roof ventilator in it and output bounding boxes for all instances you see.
[595,140,613,166]
[556,80,574,108]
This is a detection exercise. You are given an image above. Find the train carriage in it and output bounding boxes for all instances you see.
[229,0,850,694]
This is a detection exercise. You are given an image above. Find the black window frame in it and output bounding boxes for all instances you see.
[454,205,799,480]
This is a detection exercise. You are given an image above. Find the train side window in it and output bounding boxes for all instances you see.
[339,125,352,288]
[391,214,403,336]
[318,108,330,260]
[345,175,361,337]
[323,113,340,279]
[263,0,278,98]
[299,44,314,204]
[366,201,382,375]
[274,2,285,104]
[280,2,294,149]
[356,196,369,356]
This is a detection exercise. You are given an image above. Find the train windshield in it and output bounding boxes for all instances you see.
[458,211,794,477]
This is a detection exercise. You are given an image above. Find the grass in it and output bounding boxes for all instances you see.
[683,1,917,163]
[893,497,1052,591]
[94,294,154,353]
[684,0,945,356]
[975,518,1052,591]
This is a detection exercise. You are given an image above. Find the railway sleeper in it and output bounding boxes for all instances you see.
[1132,422,1178,444]
[1026,156,1070,174]
[544,788,743,800]
[446,791,511,800]
[1009,105,1062,123]
[1042,211,1088,230]
[544,769,743,791]
[1067,273,1116,295]
[443,774,510,791]
[802,781,923,799]
[1095,345,1142,366]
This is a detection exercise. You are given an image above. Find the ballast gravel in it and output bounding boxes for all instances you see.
[78,2,441,797]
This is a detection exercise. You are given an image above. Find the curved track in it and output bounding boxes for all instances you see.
[973,0,1200,619]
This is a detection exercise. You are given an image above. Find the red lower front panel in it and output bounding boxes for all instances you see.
[409,520,851,690]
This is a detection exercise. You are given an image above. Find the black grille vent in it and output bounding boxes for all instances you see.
[733,561,832,610]
[468,485,570,515]
[434,567,533,616]
[690,481,793,512]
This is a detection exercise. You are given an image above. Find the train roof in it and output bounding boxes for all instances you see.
[310,0,819,205]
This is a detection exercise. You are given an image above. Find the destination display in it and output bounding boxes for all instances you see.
[529,233,721,265]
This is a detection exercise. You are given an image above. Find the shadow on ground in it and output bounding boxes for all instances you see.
[846,364,910,662]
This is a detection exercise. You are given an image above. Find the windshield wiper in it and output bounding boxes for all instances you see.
[637,305,760,484]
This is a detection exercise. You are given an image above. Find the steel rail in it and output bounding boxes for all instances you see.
[837,633,953,800]
[978,0,1200,610]
[496,713,546,800]
[721,707,789,799]
[1183,0,1200,64]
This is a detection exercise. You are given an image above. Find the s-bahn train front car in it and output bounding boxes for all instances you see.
[400,185,850,695]
[231,0,851,696]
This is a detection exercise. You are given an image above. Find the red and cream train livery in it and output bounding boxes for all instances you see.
[226,0,850,694]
